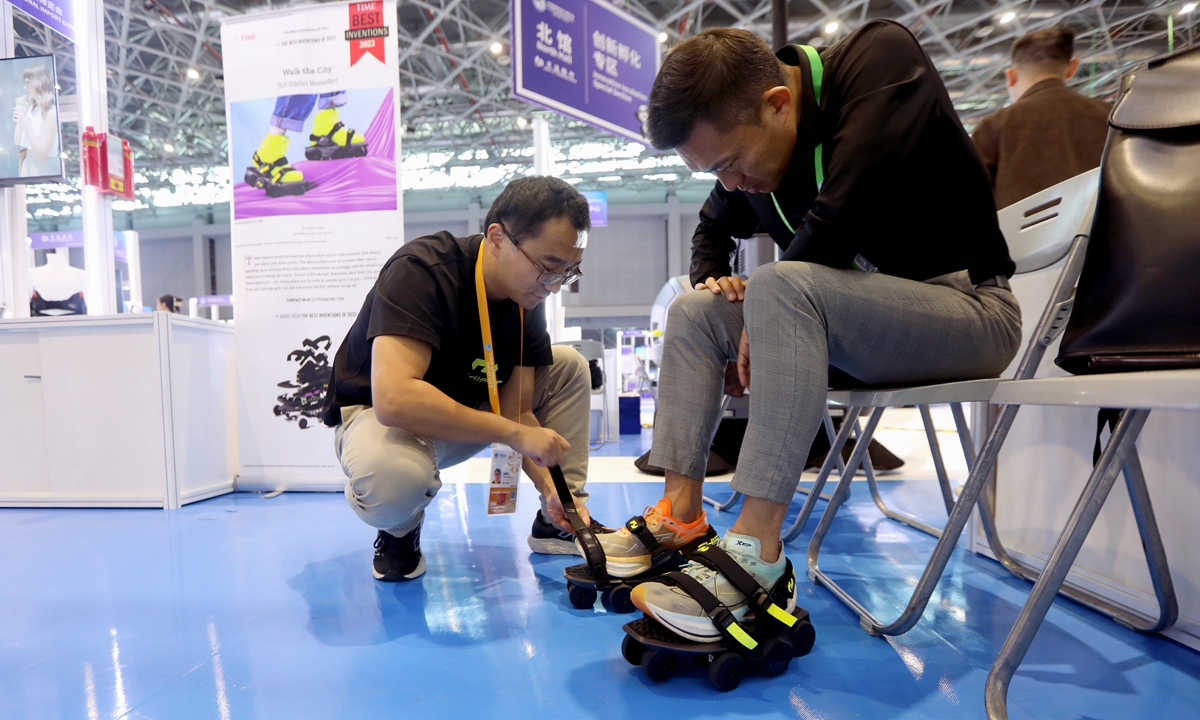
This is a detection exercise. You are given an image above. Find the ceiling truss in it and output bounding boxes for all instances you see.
[8,0,1194,206]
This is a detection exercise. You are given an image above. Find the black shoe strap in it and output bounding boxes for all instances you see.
[550,466,608,584]
[692,545,798,630]
[624,515,660,553]
[664,571,759,650]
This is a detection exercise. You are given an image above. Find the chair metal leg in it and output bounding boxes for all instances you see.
[855,411,946,538]
[703,396,740,511]
[972,434,1177,634]
[808,402,1022,636]
[950,402,977,471]
[781,407,864,543]
[985,409,1167,720]
[919,405,957,513]
[795,408,843,503]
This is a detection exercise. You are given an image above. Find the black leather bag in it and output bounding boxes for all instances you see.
[1056,46,1200,375]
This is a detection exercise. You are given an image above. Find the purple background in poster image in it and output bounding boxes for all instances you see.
[8,0,74,41]
[512,0,658,142]
[232,89,397,220]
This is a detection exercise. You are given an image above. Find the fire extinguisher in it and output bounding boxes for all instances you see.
[122,139,134,200]
[81,126,103,187]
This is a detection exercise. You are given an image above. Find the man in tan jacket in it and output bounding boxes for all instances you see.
[972,28,1111,209]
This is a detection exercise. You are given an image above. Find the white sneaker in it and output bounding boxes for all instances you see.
[630,531,795,643]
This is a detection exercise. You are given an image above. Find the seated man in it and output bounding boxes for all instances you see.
[599,21,1021,642]
[321,176,604,581]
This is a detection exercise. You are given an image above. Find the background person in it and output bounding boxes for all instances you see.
[321,176,607,582]
[972,27,1112,209]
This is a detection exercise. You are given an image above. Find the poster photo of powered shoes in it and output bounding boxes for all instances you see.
[227,87,398,220]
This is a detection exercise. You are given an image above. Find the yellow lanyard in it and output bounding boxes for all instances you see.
[475,240,523,417]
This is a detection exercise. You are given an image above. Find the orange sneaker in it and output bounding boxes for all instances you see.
[585,498,710,578]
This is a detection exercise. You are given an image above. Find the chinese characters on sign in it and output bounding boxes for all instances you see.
[512,0,660,143]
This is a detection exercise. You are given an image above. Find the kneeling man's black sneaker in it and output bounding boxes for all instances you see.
[527,510,611,555]
[372,527,425,581]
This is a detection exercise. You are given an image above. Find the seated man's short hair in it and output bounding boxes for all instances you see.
[646,28,785,151]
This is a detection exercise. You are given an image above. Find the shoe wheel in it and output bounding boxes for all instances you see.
[790,620,816,658]
[602,584,635,614]
[708,651,745,692]
[761,639,793,678]
[567,583,597,609]
[621,635,645,666]
[640,649,677,683]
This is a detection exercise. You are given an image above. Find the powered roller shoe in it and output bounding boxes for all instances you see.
[305,108,369,161]
[619,534,815,691]
[245,134,311,197]
[563,497,717,613]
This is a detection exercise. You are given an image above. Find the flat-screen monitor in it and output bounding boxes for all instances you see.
[0,54,63,186]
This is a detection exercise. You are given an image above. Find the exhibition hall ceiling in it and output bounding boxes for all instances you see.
[10,0,1191,209]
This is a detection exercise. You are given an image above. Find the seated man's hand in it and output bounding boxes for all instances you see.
[696,275,746,302]
[724,361,746,397]
[544,492,590,534]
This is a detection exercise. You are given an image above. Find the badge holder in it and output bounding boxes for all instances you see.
[487,443,521,515]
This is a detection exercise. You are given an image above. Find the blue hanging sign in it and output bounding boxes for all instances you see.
[511,0,660,143]
[6,0,75,41]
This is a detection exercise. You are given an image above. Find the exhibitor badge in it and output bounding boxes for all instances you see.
[346,1,390,66]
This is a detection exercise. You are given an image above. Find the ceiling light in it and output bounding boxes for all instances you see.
[657,32,668,43]
[975,25,995,38]
[999,12,1016,24]
[1182,2,1196,13]
[824,22,838,34]
[186,67,200,80]
[516,117,528,128]
[163,143,175,153]
[490,42,503,54]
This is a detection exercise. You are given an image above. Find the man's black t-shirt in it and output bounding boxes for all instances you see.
[321,232,553,427]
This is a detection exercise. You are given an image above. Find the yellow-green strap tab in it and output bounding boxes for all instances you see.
[767,604,798,627]
[726,623,759,650]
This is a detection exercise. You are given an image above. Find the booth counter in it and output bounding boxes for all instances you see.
[0,313,236,508]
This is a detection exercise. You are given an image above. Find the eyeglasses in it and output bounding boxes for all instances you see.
[496,220,583,286]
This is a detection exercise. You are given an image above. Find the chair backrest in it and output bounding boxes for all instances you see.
[998,168,1100,274]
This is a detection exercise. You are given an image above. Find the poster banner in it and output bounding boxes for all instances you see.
[511,0,660,143]
[221,1,402,488]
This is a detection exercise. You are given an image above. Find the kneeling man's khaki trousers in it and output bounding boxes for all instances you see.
[334,345,592,536]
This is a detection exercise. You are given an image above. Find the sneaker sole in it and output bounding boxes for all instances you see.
[527,536,580,556]
[605,556,653,578]
[642,603,746,644]
[373,554,426,582]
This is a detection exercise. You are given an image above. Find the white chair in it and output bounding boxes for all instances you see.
[797,170,1171,647]
[791,168,1100,551]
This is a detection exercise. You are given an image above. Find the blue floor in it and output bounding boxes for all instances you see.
[2,479,1198,719]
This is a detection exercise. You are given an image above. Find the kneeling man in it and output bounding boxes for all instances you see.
[322,176,604,581]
